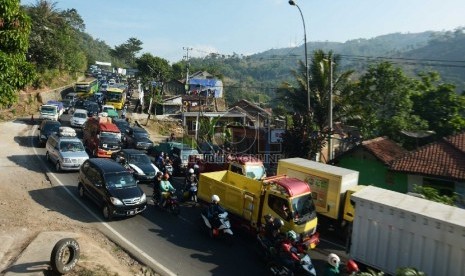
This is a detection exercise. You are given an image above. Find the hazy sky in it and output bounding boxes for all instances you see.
[21,0,465,63]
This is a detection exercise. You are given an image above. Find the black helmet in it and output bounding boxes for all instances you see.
[273,218,284,229]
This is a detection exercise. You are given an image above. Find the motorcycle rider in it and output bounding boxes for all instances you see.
[264,214,284,244]
[279,230,302,271]
[324,253,341,276]
[184,168,198,202]
[207,195,226,231]
[159,173,175,207]
[152,171,163,203]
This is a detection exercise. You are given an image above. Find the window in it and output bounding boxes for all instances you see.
[230,164,243,175]
[268,194,290,221]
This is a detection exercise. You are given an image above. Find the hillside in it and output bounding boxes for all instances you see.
[187,29,465,106]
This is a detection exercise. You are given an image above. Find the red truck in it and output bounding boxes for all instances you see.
[82,117,122,158]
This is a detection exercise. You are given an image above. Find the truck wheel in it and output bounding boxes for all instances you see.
[50,238,80,274]
[102,204,113,220]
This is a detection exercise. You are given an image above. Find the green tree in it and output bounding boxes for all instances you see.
[278,50,354,158]
[0,0,35,107]
[412,72,465,138]
[413,185,457,206]
[24,1,86,75]
[346,62,427,142]
[111,37,143,67]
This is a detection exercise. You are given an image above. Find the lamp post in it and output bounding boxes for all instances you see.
[289,0,310,113]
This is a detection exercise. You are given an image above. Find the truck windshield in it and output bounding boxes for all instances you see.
[100,131,120,140]
[41,106,56,113]
[245,165,266,179]
[291,194,316,225]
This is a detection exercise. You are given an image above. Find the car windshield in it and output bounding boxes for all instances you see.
[74,113,87,119]
[245,165,266,179]
[134,132,149,139]
[43,123,60,132]
[290,194,316,225]
[128,154,150,164]
[60,141,85,152]
[104,172,136,189]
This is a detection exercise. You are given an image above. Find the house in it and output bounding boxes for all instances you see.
[230,99,272,127]
[390,132,465,206]
[334,137,409,192]
[182,110,246,137]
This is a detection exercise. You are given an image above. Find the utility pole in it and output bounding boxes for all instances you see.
[183,47,193,94]
[328,58,334,161]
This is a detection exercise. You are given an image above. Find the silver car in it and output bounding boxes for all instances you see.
[70,109,88,128]
[45,127,89,172]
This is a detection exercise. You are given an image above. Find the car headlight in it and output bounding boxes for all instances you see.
[110,197,123,206]
[63,158,72,163]
[140,193,146,203]
[136,142,144,146]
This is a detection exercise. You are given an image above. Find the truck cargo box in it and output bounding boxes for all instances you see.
[277,158,359,220]
[350,186,465,276]
[198,170,263,226]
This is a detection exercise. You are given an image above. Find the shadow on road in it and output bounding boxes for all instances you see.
[29,185,101,224]
[7,154,46,173]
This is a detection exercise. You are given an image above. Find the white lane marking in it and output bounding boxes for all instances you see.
[30,125,176,276]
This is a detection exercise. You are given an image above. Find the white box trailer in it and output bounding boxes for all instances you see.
[350,186,465,276]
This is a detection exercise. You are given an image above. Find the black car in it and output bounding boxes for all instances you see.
[85,101,100,117]
[77,158,147,220]
[113,118,130,142]
[38,120,61,146]
[111,149,160,183]
[124,126,154,150]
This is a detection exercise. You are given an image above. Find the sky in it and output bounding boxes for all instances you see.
[20,0,465,63]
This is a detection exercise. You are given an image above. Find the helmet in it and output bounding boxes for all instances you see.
[286,230,297,241]
[346,259,359,273]
[193,164,199,169]
[211,194,220,203]
[189,168,195,174]
[273,218,284,229]
[327,253,340,268]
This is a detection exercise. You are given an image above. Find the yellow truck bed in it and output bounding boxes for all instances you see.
[198,170,264,227]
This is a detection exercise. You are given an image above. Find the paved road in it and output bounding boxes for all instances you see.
[26,115,349,275]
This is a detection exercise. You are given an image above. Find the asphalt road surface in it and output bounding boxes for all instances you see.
[26,115,349,276]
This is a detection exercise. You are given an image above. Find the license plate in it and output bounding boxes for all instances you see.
[127,210,135,215]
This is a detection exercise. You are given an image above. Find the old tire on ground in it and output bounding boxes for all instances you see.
[50,238,80,274]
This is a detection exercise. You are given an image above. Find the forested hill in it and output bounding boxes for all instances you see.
[187,29,465,105]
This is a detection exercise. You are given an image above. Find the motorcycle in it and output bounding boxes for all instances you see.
[155,190,180,215]
[200,211,233,241]
[256,233,316,276]
[163,163,174,176]
[182,181,198,202]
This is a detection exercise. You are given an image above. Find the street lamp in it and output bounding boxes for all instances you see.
[288,0,310,113]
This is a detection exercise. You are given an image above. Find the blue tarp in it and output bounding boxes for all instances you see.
[188,78,218,87]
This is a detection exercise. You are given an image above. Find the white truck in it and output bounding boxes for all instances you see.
[39,104,59,121]
[350,186,465,276]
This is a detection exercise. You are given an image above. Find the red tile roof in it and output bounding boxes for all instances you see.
[390,132,465,181]
[361,137,408,165]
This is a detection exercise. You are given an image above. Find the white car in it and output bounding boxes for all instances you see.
[70,109,88,128]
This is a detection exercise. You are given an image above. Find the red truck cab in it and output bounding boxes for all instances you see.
[82,117,122,158]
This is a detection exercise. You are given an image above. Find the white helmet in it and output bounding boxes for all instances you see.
[189,168,195,174]
[193,164,199,169]
[211,194,220,203]
[327,253,340,268]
